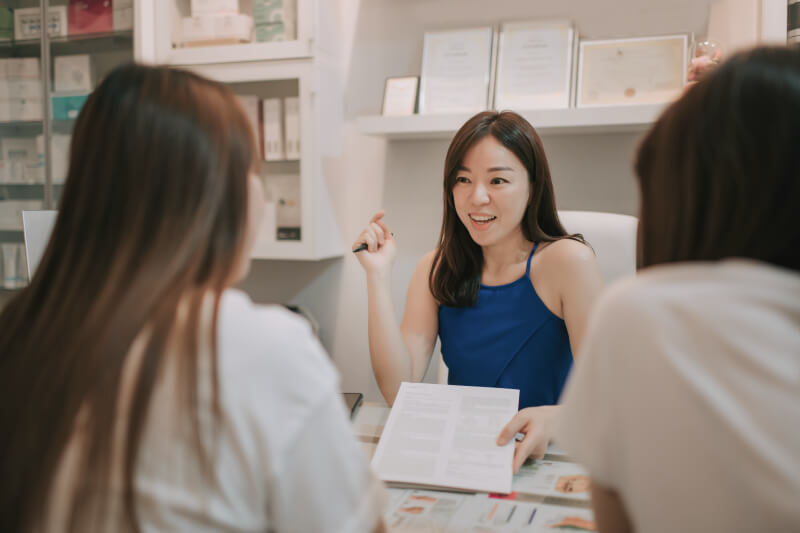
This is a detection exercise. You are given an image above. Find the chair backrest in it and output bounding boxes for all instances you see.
[436,209,638,384]
[558,210,638,285]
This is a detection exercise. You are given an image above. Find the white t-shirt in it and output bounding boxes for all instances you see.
[45,289,384,533]
[557,260,800,533]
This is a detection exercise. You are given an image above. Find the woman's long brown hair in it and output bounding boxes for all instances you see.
[0,64,257,531]
[634,46,800,271]
[430,111,584,307]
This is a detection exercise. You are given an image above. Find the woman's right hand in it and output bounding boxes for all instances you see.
[353,211,396,276]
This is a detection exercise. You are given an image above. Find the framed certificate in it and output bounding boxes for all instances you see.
[494,20,576,110]
[577,34,688,107]
[419,27,494,114]
[381,76,419,116]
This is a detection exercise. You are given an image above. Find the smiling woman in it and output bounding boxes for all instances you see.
[353,110,605,472]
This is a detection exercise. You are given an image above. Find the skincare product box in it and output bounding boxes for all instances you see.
[261,98,284,161]
[54,55,93,93]
[0,97,43,122]
[283,96,300,160]
[68,0,113,35]
[191,0,239,16]
[3,58,41,81]
[0,8,13,42]
[51,93,89,120]
[253,0,296,42]
[1,137,39,182]
[181,13,252,45]
[14,6,68,41]
[36,134,71,183]
[113,0,134,31]
[0,80,43,101]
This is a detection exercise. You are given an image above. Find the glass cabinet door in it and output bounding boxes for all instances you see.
[0,0,134,293]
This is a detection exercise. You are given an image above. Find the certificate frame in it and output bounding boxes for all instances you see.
[381,76,420,116]
[576,34,688,108]
[419,26,495,115]
[494,20,576,111]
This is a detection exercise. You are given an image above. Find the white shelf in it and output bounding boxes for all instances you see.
[357,104,669,140]
[161,40,312,66]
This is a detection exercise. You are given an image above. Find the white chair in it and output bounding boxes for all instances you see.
[558,210,638,285]
[436,209,638,384]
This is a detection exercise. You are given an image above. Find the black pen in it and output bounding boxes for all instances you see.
[352,233,393,253]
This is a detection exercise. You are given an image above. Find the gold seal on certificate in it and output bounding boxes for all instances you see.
[494,20,576,111]
[577,34,688,107]
[419,27,494,114]
[381,76,419,116]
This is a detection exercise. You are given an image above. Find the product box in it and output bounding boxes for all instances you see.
[54,55,93,93]
[191,0,239,16]
[6,98,44,122]
[237,94,263,158]
[36,134,71,183]
[182,13,252,45]
[51,93,89,120]
[283,96,300,160]
[1,137,39,183]
[68,0,113,36]
[255,21,285,42]
[14,6,68,41]
[261,97,283,161]
[0,8,13,42]
[5,58,41,81]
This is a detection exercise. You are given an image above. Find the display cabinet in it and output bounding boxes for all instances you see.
[1,0,139,290]
[139,0,344,260]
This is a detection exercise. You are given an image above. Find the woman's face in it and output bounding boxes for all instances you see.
[451,135,531,248]
[232,173,265,282]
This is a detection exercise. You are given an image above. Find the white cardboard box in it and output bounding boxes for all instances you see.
[191,0,239,16]
[182,13,252,44]
[14,6,68,41]
[283,96,300,160]
[54,55,93,93]
[4,58,41,81]
[262,98,284,161]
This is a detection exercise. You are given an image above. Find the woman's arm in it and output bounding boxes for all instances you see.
[355,213,439,405]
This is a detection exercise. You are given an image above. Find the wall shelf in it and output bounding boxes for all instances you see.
[357,103,669,140]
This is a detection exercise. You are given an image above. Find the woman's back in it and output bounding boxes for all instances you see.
[43,290,383,532]
[559,260,800,533]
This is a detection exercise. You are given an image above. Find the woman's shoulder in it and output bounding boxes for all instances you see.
[216,289,338,393]
[536,237,596,266]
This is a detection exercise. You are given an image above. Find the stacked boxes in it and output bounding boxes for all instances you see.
[0,58,43,123]
[182,0,253,46]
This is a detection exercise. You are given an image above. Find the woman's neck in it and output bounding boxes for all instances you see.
[481,232,534,277]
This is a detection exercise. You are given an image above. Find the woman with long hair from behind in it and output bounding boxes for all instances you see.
[0,64,384,532]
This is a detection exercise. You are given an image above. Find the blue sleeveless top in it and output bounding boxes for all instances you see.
[438,244,572,409]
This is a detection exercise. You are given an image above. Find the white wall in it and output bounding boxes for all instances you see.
[236,0,717,403]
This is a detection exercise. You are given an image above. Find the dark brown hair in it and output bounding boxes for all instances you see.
[430,111,583,307]
[635,46,800,271]
[0,63,257,531]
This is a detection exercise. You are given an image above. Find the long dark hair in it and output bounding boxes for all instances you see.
[0,63,257,532]
[635,46,800,272]
[430,111,582,307]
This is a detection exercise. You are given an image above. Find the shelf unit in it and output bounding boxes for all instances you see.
[357,104,669,140]
[139,0,344,261]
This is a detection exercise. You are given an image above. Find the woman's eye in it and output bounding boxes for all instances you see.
[455,176,470,184]
[491,177,507,184]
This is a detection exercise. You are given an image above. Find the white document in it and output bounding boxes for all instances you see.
[494,20,575,110]
[371,382,518,494]
[419,27,494,114]
[512,459,591,501]
[261,98,284,161]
